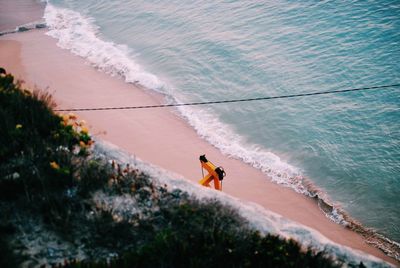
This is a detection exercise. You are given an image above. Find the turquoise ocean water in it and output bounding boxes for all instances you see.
[43,0,399,247]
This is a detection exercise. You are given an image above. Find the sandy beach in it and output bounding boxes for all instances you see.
[0,0,45,32]
[0,2,397,265]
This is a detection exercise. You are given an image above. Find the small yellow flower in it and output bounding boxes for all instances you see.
[50,161,60,170]
[80,126,89,134]
[62,114,70,122]
[79,120,86,126]
[15,124,22,129]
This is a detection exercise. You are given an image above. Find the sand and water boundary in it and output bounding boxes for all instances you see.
[0,1,398,265]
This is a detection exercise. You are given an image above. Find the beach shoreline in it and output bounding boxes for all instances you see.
[1,29,397,265]
[0,0,398,265]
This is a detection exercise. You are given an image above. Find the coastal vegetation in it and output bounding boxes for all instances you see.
[0,68,363,267]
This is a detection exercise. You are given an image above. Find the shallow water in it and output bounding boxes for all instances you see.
[45,0,400,243]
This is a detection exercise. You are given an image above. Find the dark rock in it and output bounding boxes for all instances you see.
[17,26,30,32]
[35,23,47,29]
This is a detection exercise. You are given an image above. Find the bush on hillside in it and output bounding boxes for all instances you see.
[0,68,363,268]
[0,69,93,202]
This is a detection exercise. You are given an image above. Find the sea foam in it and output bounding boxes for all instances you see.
[43,2,307,197]
[44,4,162,91]
[94,139,393,267]
[43,3,399,260]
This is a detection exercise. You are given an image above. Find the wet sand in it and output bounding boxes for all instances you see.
[1,29,396,265]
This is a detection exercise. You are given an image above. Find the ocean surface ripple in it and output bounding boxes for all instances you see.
[45,0,400,253]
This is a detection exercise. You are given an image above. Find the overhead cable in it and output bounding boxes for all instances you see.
[54,83,400,112]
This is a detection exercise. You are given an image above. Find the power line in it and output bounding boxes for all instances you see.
[54,83,400,112]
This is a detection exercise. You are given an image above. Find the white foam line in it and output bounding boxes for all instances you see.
[175,105,308,192]
[93,139,393,267]
[44,3,163,91]
[42,2,308,194]
[42,3,395,254]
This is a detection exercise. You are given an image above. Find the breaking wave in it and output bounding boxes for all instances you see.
[42,3,399,261]
[43,2,307,200]
[94,139,394,267]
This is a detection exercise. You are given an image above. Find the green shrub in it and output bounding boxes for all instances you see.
[0,69,93,203]
[0,223,20,268]
[0,68,351,268]
[59,199,341,268]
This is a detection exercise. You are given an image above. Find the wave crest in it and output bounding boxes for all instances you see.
[43,3,399,261]
[44,4,163,90]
